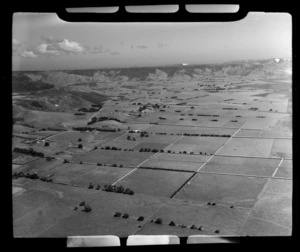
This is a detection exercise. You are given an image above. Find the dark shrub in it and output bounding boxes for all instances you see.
[137,216,144,221]
[155,218,163,224]
[79,201,85,206]
[83,205,92,212]
[114,212,122,217]
[122,213,129,219]
[116,185,124,193]
[169,221,176,226]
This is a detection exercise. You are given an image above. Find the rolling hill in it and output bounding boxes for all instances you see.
[12,58,292,89]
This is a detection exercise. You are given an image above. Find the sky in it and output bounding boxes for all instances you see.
[12,12,292,71]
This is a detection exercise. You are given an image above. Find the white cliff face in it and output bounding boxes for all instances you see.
[274,58,280,63]
[171,69,192,81]
[43,72,92,86]
[92,71,129,82]
[25,74,43,81]
[147,69,168,81]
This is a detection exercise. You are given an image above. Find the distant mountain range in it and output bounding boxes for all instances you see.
[12,58,292,92]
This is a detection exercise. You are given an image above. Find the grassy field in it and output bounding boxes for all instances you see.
[175,173,268,208]
[201,156,280,177]
[72,150,152,166]
[216,138,274,157]
[115,169,193,198]
[12,65,292,237]
[140,159,203,172]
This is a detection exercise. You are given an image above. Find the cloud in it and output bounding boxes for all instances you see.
[158,42,168,48]
[36,43,61,56]
[57,39,84,52]
[13,38,20,45]
[12,38,23,56]
[30,36,111,57]
[21,50,37,58]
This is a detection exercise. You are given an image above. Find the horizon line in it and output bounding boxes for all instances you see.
[12,57,292,72]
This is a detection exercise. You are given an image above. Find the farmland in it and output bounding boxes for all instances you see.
[12,59,292,237]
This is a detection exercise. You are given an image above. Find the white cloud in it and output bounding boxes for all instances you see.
[34,36,110,56]
[36,43,60,55]
[21,50,37,58]
[58,39,84,52]
[13,38,20,45]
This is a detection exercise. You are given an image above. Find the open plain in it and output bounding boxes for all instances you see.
[12,59,292,237]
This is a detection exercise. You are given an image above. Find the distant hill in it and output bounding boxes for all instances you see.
[13,89,108,112]
[12,74,55,93]
[12,58,292,89]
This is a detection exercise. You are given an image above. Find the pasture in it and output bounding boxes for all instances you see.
[115,169,193,198]
[174,173,268,208]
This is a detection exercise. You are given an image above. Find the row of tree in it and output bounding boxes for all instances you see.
[12,171,52,182]
[73,126,120,132]
[113,212,144,221]
[13,147,45,157]
[102,184,134,195]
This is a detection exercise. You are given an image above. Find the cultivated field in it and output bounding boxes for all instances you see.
[12,59,293,237]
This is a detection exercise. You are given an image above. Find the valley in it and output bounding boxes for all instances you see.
[12,58,292,237]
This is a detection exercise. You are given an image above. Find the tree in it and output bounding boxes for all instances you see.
[79,201,85,206]
[88,183,94,189]
[117,185,124,193]
[137,216,144,221]
[44,142,50,147]
[114,212,122,217]
[155,218,163,224]
[78,144,83,149]
[122,213,129,219]
[169,221,176,226]
[83,205,92,212]
[96,185,101,190]
[78,138,82,142]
